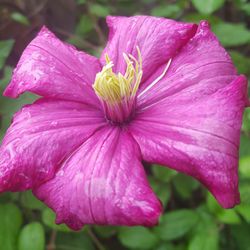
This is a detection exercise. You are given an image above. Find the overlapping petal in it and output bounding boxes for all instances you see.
[0,99,106,192]
[129,21,249,209]
[34,126,162,230]
[4,27,101,106]
[137,21,238,109]
[101,16,197,82]
[130,75,248,208]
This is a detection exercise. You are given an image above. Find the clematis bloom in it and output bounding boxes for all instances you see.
[0,16,249,230]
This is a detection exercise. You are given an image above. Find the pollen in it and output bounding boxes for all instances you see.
[93,47,142,103]
[93,47,143,123]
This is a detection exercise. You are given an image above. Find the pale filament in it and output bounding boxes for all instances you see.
[137,58,172,99]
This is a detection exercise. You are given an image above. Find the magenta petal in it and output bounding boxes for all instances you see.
[130,76,248,208]
[4,26,100,106]
[0,98,105,192]
[138,21,238,109]
[34,126,162,230]
[101,16,197,82]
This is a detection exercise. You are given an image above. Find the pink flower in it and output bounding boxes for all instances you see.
[0,16,248,230]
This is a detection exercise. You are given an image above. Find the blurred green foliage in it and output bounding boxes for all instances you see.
[0,0,250,249]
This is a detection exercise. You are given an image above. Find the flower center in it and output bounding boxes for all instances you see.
[93,47,143,123]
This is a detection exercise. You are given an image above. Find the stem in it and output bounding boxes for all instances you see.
[86,1,106,45]
[87,227,106,250]
[93,20,106,45]
[28,0,48,18]
[47,230,57,250]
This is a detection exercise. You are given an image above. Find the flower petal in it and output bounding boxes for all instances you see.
[138,21,238,109]
[34,126,162,230]
[0,98,105,192]
[130,76,248,208]
[4,26,100,106]
[101,15,197,82]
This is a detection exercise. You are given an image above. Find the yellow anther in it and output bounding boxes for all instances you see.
[93,46,143,105]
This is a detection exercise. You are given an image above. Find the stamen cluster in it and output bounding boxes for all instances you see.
[93,47,143,123]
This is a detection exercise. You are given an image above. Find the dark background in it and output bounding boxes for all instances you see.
[0,0,250,249]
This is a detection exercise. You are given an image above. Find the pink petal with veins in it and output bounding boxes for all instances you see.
[34,126,162,230]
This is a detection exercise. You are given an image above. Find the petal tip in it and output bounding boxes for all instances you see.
[127,195,163,227]
[106,15,118,27]
[217,193,240,209]
[37,25,56,41]
[39,25,52,35]
[199,20,210,28]
[142,199,163,227]
[196,20,211,35]
[3,80,19,98]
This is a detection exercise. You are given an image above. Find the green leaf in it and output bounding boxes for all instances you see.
[149,177,170,208]
[151,4,181,18]
[75,15,93,37]
[242,109,250,133]
[230,51,250,75]
[0,193,12,203]
[212,22,250,47]
[155,243,175,250]
[239,181,250,205]
[231,224,250,250]
[236,204,250,222]
[175,244,187,250]
[153,209,199,241]
[217,209,241,224]
[149,177,170,207]
[118,226,158,249]
[0,66,12,92]
[173,174,199,199]
[206,193,241,224]
[42,208,70,232]
[152,165,177,183]
[241,3,250,15]
[184,13,221,25]
[0,66,37,141]
[206,193,222,214]
[239,156,250,179]
[0,40,14,69]
[240,134,250,157]
[11,12,30,26]
[0,91,37,141]
[18,222,45,250]
[56,231,95,250]
[191,0,225,14]
[89,4,110,17]
[20,191,45,210]
[94,225,117,238]
[188,224,219,250]
[0,203,23,250]
[188,207,219,250]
